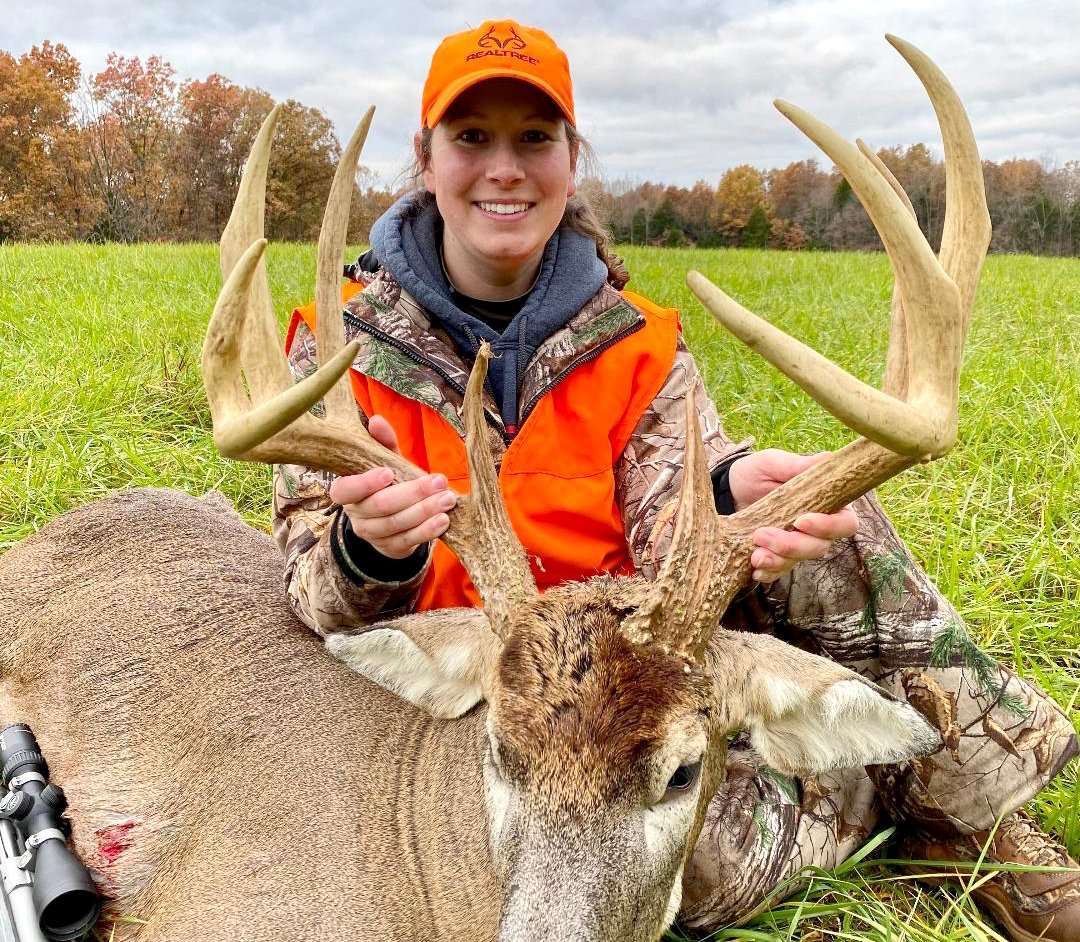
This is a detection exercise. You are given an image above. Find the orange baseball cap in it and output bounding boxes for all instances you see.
[421,19,576,129]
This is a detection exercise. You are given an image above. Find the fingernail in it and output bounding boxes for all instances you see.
[430,473,447,489]
[439,492,456,510]
[795,516,808,529]
[752,569,766,582]
[379,469,394,485]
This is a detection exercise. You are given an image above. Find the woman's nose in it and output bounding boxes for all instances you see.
[485,143,526,187]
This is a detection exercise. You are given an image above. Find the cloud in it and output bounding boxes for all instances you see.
[8,0,1080,185]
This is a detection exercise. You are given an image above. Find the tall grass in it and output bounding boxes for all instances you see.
[1,243,1077,939]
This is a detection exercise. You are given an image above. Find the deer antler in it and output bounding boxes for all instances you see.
[202,106,536,637]
[627,35,991,665]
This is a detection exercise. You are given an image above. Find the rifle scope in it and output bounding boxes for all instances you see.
[0,725,100,941]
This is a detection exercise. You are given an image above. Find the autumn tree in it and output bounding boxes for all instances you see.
[172,75,273,240]
[876,143,944,248]
[84,54,178,240]
[349,165,397,242]
[259,100,341,241]
[765,159,835,247]
[667,181,718,245]
[715,164,768,245]
[0,42,86,241]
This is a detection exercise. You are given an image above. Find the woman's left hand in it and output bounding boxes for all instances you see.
[727,449,858,584]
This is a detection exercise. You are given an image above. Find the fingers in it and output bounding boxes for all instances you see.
[367,414,400,453]
[353,485,457,540]
[757,449,830,481]
[330,467,457,560]
[749,506,858,583]
[728,449,834,510]
[362,512,451,559]
[752,527,833,566]
[793,508,858,540]
[329,467,398,506]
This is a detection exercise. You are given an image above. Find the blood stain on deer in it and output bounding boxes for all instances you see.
[95,820,138,865]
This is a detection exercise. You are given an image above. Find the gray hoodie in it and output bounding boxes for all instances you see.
[368,192,609,431]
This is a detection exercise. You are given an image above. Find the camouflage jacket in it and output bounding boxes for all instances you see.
[272,268,751,637]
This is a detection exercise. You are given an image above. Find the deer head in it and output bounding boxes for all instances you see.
[203,35,987,942]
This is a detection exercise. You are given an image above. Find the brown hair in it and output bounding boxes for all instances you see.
[409,123,629,290]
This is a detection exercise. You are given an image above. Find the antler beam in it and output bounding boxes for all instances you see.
[203,106,537,637]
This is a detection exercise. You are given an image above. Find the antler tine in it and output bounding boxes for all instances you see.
[317,107,375,427]
[686,272,938,454]
[218,105,295,405]
[689,36,982,461]
[203,238,364,455]
[886,34,991,331]
[207,106,407,472]
[773,96,962,454]
[858,139,916,400]
[452,344,538,639]
[622,392,727,665]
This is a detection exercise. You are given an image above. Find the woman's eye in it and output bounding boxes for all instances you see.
[458,129,486,144]
[666,760,701,793]
[521,129,550,144]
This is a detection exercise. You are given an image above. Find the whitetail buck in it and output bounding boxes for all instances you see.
[0,35,988,942]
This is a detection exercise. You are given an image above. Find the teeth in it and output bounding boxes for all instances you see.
[479,202,529,215]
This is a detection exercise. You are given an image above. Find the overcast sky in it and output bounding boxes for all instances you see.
[9,1,1080,187]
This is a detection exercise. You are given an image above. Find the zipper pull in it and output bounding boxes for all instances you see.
[503,423,518,443]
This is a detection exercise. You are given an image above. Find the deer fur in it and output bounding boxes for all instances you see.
[0,489,938,941]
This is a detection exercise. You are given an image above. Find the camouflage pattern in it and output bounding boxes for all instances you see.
[616,337,752,578]
[679,493,1078,932]
[271,271,1077,932]
[271,463,432,637]
[518,286,641,418]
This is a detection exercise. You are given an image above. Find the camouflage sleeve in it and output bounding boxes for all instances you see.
[616,338,752,579]
[271,318,430,638]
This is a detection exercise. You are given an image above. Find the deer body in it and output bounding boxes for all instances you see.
[0,489,500,941]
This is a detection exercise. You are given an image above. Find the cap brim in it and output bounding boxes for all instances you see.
[425,69,574,128]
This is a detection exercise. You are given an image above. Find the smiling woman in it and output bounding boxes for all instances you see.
[268,19,1080,942]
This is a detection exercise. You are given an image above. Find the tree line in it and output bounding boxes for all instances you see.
[0,42,393,243]
[4,41,1080,256]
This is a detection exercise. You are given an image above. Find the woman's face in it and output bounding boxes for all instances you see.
[421,79,577,290]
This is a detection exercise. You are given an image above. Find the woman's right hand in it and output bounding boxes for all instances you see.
[328,415,457,560]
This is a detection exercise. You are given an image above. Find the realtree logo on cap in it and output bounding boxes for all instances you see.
[467,24,540,65]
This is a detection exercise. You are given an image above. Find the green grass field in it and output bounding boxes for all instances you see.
[1,242,1077,940]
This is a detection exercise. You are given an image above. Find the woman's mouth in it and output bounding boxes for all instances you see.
[475,201,532,219]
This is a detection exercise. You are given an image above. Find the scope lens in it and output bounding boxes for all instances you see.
[40,889,101,942]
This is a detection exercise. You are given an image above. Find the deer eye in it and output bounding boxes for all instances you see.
[666,760,701,794]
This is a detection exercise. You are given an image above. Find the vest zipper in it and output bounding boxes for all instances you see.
[516,319,647,430]
[345,311,647,441]
[344,312,503,433]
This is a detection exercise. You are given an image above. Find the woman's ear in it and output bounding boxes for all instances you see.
[415,130,436,194]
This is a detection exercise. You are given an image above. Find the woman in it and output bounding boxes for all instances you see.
[273,20,1079,939]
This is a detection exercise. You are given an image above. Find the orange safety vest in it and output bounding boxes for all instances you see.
[287,284,679,611]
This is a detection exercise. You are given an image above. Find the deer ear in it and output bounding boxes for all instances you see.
[711,632,941,775]
[325,610,497,719]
